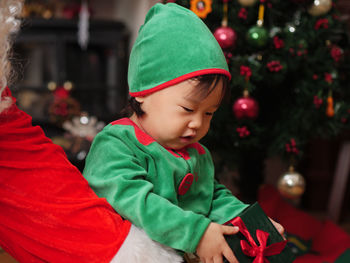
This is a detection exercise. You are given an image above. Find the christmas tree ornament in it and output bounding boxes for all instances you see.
[236,126,250,138]
[277,166,306,199]
[285,138,299,155]
[63,112,105,142]
[233,90,259,119]
[246,26,268,47]
[285,23,297,34]
[246,3,268,48]
[240,65,252,79]
[307,0,332,17]
[238,0,258,7]
[314,18,329,30]
[330,44,344,62]
[313,95,323,108]
[62,112,105,161]
[190,0,212,19]
[273,36,285,49]
[214,26,237,49]
[213,0,237,50]
[324,72,333,84]
[48,82,81,126]
[326,90,335,117]
[238,7,248,20]
[267,60,283,72]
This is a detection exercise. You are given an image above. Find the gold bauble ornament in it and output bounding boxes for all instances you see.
[308,0,332,17]
[238,0,258,7]
[277,166,306,199]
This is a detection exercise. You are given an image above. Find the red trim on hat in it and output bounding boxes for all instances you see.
[129,68,231,97]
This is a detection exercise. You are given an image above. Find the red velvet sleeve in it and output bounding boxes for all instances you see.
[0,88,131,262]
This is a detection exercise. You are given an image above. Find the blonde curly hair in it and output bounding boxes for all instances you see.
[0,0,23,113]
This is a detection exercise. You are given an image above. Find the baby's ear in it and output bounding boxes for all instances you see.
[134,96,145,103]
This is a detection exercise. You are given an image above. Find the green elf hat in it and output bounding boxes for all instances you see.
[128,3,231,97]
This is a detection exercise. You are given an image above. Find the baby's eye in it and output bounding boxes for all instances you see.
[182,106,194,112]
[205,112,214,116]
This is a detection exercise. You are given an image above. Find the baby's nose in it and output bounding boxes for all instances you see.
[188,114,202,129]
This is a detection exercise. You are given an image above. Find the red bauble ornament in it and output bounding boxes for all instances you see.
[214,26,237,50]
[233,93,259,119]
[330,45,344,62]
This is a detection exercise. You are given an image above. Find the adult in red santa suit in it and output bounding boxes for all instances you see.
[0,1,182,262]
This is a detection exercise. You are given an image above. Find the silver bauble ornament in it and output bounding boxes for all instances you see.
[277,166,306,199]
[238,0,258,7]
[308,0,332,16]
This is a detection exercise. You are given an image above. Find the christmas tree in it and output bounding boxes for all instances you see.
[168,0,350,201]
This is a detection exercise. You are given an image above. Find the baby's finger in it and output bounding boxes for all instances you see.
[213,255,223,263]
[277,224,285,236]
[270,218,285,236]
[221,225,239,235]
[222,245,238,263]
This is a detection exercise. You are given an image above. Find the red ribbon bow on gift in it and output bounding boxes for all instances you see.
[229,217,287,263]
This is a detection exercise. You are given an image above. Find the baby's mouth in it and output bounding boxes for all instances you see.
[180,135,195,142]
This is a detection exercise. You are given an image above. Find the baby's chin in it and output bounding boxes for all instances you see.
[164,138,200,151]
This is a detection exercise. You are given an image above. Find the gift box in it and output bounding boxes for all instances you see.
[224,202,295,263]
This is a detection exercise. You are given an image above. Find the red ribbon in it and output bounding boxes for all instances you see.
[229,217,287,263]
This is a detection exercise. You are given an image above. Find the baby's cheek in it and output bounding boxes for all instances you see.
[199,126,210,140]
[204,120,212,132]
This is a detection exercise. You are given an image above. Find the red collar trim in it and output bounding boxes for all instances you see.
[110,118,206,159]
[129,69,231,97]
[168,143,206,160]
[111,118,155,146]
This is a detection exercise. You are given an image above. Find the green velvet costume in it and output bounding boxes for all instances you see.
[83,118,248,253]
[84,2,248,255]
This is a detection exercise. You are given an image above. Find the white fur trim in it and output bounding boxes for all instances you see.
[111,224,183,263]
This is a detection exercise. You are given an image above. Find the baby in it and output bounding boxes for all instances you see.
[84,3,283,263]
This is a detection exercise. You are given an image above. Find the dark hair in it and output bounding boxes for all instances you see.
[191,74,229,101]
[123,74,229,117]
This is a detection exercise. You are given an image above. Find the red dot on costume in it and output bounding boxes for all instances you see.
[178,173,194,195]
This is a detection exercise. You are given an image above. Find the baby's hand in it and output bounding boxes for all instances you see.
[269,217,285,239]
[196,222,239,263]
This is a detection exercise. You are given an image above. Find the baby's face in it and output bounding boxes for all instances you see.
[130,79,223,150]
